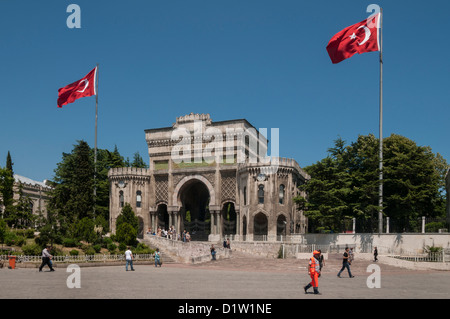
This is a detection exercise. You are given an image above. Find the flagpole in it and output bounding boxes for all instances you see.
[378,9,383,234]
[94,63,99,218]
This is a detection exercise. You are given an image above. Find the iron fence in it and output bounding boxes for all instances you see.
[0,253,157,264]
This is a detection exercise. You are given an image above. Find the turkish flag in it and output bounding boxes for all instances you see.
[326,13,380,64]
[57,67,97,108]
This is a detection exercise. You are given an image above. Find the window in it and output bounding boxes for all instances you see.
[243,186,247,206]
[279,184,285,205]
[258,185,264,204]
[136,191,142,208]
[119,191,124,208]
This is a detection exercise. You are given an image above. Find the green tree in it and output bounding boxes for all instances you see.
[0,219,7,247]
[116,203,139,231]
[130,151,148,168]
[74,217,98,243]
[115,203,138,245]
[0,152,15,225]
[93,146,126,228]
[294,137,353,233]
[48,140,94,225]
[10,182,34,228]
[295,134,448,233]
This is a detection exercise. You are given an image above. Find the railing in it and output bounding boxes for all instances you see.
[0,254,157,264]
[388,251,448,263]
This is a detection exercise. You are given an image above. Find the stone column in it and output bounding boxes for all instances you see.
[217,211,222,239]
[169,212,173,229]
[210,211,215,235]
[149,208,157,232]
[235,209,240,240]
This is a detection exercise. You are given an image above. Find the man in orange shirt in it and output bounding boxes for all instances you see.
[304,250,321,295]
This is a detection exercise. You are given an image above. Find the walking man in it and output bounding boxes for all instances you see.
[337,247,354,278]
[304,250,321,295]
[125,246,135,271]
[39,245,55,272]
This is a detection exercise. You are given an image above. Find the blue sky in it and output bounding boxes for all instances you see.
[0,0,449,182]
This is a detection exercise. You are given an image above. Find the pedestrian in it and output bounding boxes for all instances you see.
[210,244,216,260]
[226,238,230,249]
[304,250,321,295]
[373,246,378,262]
[337,247,354,278]
[155,248,162,267]
[318,249,325,277]
[125,246,135,271]
[349,247,354,264]
[39,245,55,272]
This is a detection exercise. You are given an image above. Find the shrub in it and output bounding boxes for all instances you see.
[15,236,26,247]
[118,242,127,252]
[115,222,138,246]
[25,229,35,239]
[62,238,78,248]
[4,232,17,246]
[134,243,153,254]
[93,244,102,253]
[74,217,97,243]
[21,243,42,255]
[50,246,64,256]
[69,249,79,256]
[102,236,113,248]
[83,245,96,256]
[107,243,117,254]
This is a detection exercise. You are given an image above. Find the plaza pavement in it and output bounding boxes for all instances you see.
[0,250,449,300]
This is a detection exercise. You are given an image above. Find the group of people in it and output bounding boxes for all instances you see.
[210,238,232,260]
[146,227,192,242]
[304,247,355,295]
[37,245,163,273]
[124,246,162,271]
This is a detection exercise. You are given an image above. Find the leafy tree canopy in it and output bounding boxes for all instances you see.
[294,134,448,233]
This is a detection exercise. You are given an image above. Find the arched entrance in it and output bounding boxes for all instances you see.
[253,212,268,241]
[277,214,287,240]
[222,202,236,237]
[178,179,211,241]
[156,204,169,231]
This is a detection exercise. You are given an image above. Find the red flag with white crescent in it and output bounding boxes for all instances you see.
[57,67,97,108]
[326,13,381,64]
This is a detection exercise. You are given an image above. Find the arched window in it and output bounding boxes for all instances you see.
[243,186,247,205]
[279,184,285,205]
[258,185,264,204]
[119,191,124,208]
[136,191,142,208]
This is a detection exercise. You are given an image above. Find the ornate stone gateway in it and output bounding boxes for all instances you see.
[108,113,310,242]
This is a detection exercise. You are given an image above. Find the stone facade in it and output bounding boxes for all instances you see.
[108,113,310,241]
[0,175,52,223]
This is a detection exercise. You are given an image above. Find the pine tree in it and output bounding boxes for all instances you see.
[1,152,15,226]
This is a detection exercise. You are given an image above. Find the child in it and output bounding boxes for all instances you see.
[154,248,162,267]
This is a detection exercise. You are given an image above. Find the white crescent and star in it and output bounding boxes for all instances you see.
[77,79,89,93]
[349,24,371,46]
